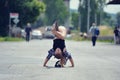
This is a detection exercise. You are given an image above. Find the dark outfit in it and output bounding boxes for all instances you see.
[25,27,32,41]
[114,29,119,37]
[53,39,65,52]
[46,39,72,67]
[114,28,119,44]
[46,39,72,60]
[92,36,97,46]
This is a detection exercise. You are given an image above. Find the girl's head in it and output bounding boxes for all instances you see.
[54,48,63,59]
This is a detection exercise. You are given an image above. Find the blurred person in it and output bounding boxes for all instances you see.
[118,26,120,44]
[43,21,74,67]
[25,23,32,42]
[114,26,120,44]
[89,23,100,46]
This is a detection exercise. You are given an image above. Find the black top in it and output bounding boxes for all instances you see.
[114,29,119,36]
[25,27,32,35]
[53,39,66,52]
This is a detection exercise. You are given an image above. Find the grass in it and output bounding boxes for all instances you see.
[67,35,113,43]
[0,26,114,43]
[99,26,113,36]
[0,37,24,42]
[67,26,114,43]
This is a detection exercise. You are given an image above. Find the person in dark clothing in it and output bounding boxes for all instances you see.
[43,22,74,67]
[25,23,32,41]
[53,39,65,52]
[114,26,119,44]
[44,39,73,67]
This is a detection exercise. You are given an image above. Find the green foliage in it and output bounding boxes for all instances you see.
[116,12,120,25]
[9,0,46,26]
[99,26,113,36]
[101,12,111,25]
[78,0,87,32]
[0,0,9,36]
[0,37,5,41]
[71,12,79,30]
[0,0,46,36]
[0,37,24,42]
[78,0,110,32]
[67,25,114,43]
[97,39,113,43]
[43,0,69,25]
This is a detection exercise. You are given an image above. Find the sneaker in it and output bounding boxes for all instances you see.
[55,61,61,67]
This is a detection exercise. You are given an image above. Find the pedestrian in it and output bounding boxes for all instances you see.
[43,21,74,67]
[118,26,120,44]
[89,23,100,46]
[114,26,119,44]
[25,23,32,42]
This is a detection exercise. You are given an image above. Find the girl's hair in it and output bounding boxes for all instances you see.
[54,21,59,31]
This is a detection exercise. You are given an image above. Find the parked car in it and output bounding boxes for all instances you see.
[31,30,42,39]
[43,27,55,39]
[21,29,26,38]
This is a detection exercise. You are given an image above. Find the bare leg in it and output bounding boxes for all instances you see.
[69,58,74,67]
[63,48,74,67]
[43,58,49,67]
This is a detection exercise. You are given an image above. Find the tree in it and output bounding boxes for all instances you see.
[0,0,45,36]
[9,0,46,27]
[116,12,120,25]
[0,0,9,36]
[78,0,109,32]
[43,0,69,25]
[71,12,79,30]
[78,0,88,32]
[96,0,106,25]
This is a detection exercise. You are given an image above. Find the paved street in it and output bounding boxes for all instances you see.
[0,39,120,80]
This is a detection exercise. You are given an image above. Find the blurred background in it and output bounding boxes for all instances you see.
[0,0,120,43]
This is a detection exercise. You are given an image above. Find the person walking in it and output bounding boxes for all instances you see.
[25,23,32,42]
[89,23,100,46]
[114,26,119,44]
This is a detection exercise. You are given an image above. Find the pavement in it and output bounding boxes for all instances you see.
[0,39,120,80]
